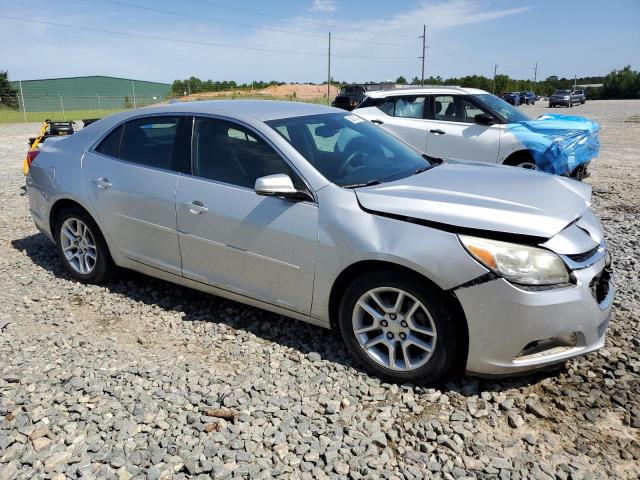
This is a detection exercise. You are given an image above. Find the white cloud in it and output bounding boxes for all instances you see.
[308,0,339,13]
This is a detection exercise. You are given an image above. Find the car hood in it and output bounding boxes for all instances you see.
[355,162,591,239]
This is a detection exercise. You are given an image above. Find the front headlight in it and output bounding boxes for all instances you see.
[459,235,569,285]
[563,96,570,100]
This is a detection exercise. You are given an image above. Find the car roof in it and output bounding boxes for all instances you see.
[109,100,340,123]
[365,86,488,98]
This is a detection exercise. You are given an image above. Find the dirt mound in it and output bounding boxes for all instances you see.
[262,83,338,99]
[176,83,338,101]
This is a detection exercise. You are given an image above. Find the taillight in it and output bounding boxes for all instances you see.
[26,149,40,167]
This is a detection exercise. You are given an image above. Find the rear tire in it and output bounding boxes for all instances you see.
[54,206,114,283]
[338,271,458,384]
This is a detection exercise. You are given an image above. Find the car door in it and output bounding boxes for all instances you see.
[175,116,319,315]
[82,115,186,275]
[354,95,429,152]
[424,94,501,163]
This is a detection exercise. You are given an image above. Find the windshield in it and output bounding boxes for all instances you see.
[554,90,571,95]
[474,93,531,123]
[266,113,432,187]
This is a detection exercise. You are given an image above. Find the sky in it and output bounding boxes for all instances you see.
[1,0,639,84]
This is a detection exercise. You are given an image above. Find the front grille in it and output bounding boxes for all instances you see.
[590,267,611,304]
[567,245,600,263]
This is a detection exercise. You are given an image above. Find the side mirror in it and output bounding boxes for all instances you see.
[474,113,497,125]
[254,174,312,201]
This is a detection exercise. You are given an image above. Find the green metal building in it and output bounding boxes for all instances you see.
[11,75,171,112]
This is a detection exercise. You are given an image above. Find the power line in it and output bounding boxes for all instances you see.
[182,0,417,39]
[0,15,416,60]
[102,0,414,47]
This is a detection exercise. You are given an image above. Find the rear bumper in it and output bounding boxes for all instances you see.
[455,255,614,376]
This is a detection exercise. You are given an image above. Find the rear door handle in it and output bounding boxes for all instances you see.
[93,177,112,189]
[371,119,384,125]
[184,201,208,214]
[430,129,445,135]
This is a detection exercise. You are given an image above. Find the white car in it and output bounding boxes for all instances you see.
[353,87,595,176]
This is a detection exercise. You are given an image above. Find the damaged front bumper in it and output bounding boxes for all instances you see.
[454,252,614,376]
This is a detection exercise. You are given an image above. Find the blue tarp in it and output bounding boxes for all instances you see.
[505,114,601,175]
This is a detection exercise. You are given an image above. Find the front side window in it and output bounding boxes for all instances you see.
[473,94,530,123]
[119,116,180,169]
[192,117,302,189]
[461,98,486,122]
[267,113,432,188]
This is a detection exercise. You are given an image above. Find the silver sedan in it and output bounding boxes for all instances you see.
[25,100,614,383]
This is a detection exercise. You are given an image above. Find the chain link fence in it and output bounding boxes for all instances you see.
[1,92,165,122]
[1,88,331,123]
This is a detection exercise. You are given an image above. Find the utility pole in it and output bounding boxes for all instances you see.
[492,64,498,93]
[532,62,538,94]
[419,25,426,85]
[132,81,137,108]
[97,94,102,112]
[327,32,331,104]
[574,74,577,90]
[18,80,27,122]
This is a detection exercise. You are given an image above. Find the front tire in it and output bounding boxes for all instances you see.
[54,206,114,283]
[338,271,458,384]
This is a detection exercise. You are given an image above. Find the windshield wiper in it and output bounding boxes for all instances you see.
[414,166,431,175]
[342,180,382,189]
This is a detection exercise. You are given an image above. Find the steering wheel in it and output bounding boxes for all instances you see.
[337,137,384,178]
[336,151,364,178]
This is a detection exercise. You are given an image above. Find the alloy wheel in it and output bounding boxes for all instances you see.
[60,218,98,274]
[352,287,437,371]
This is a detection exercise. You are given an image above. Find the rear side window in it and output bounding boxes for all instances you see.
[394,96,426,119]
[96,125,123,158]
[376,97,396,115]
[119,116,180,170]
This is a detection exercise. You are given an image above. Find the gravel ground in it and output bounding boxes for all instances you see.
[1,100,639,479]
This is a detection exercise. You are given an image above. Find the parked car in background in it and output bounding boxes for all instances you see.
[353,87,600,178]
[25,100,613,383]
[519,91,537,105]
[572,89,586,104]
[500,92,521,105]
[549,90,580,108]
[332,84,379,111]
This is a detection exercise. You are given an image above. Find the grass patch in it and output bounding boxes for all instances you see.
[0,95,329,124]
[0,107,125,124]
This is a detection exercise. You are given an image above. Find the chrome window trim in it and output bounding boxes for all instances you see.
[87,111,316,203]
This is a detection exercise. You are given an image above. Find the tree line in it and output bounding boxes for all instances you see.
[172,66,640,100]
[393,66,639,99]
[1,65,638,111]
[170,77,289,96]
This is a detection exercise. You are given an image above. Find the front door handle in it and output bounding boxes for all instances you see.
[93,177,112,189]
[430,129,446,135]
[184,200,208,214]
[371,119,384,125]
